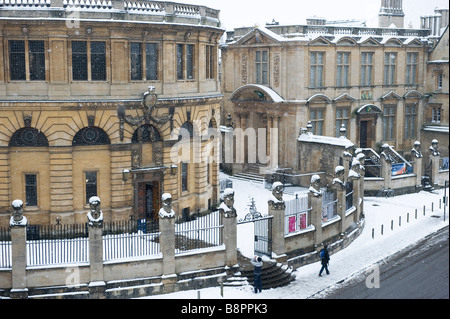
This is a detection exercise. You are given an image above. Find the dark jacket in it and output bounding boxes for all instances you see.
[320,248,330,265]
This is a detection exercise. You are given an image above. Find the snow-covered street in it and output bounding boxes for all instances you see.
[144,174,449,299]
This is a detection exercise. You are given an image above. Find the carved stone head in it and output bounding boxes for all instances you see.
[223,188,235,210]
[11,199,25,225]
[272,182,284,202]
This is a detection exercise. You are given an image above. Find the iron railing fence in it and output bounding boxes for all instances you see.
[284,194,311,235]
[26,224,89,267]
[102,219,160,262]
[346,181,354,211]
[175,211,223,254]
[0,227,11,269]
[321,189,338,222]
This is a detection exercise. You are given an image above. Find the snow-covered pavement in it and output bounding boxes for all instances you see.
[144,175,449,299]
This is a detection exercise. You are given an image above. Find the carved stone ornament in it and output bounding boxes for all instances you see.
[308,175,322,197]
[158,193,176,219]
[268,181,285,210]
[411,141,423,158]
[118,86,172,140]
[10,199,27,227]
[87,196,104,228]
[218,188,237,218]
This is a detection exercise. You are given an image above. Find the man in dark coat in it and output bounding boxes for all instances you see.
[319,244,330,276]
[250,255,263,293]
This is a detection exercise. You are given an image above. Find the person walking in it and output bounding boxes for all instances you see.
[250,255,263,293]
[319,244,330,276]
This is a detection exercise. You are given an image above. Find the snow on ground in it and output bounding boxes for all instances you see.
[144,174,449,299]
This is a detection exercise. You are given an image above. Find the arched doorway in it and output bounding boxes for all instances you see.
[355,104,382,149]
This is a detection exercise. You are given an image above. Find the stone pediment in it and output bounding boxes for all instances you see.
[359,37,380,46]
[238,29,281,46]
[309,36,332,46]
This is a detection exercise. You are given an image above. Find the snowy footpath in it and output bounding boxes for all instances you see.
[144,175,449,299]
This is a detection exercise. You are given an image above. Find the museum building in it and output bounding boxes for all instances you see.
[0,0,224,226]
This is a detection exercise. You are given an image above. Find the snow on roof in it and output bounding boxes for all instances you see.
[298,133,354,148]
[423,126,449,133]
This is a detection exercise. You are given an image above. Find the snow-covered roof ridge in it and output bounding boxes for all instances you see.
[298,132,354,148]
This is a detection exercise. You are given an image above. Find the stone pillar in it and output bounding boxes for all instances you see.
[336,186,346,234]
[222,215,237,266]
[351,177,361,223]
[308,175,323,247]
[268,182,286,261]
[87,196,105,299]
[158,193,177,292]
[332,166,346,235]
[309,193,323,247]
[380,155,392,189]
[411,142,423,190]
[9,200,28,299]
[429,139,441,188]
[413,155,423,190]
[218,188,237,266]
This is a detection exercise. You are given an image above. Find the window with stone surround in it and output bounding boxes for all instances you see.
[9,40,45,81]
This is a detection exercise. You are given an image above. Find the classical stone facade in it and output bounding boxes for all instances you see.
[220,1,449,183]
[0,1,224,226]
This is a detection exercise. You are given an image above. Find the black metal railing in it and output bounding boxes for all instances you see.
[26,224,89,267]
[0,227,11,269]
[102,219,160,262]
[175,211,223,254]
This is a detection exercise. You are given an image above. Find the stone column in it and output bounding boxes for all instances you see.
[308,175,323,247]
[222,215,237,266]
[309,192,323,247]
[380,154,392,189]
[268,182,286,261]
[218,189,237,266]
[411,141,423,190]
[429,139,441,188]
[158,193,177,293]
[9,200,28,299]
[87,196,105,299]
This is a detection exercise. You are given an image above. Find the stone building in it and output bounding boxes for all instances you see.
[0,1,224,226]
[220,0,449,184]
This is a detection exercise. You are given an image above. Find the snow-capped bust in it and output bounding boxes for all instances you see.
[332,166,346,190]
[87,196,103,228]
[219,188,236,218]
[429,139,440,156]
[411,141,423,158]
[10,199,27,227]
[159,193,175,219]
[268,182,285,210]
[308,175,322,197]
[348,158,361,180]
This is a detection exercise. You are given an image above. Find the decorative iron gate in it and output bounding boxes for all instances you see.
[253,216,273,257]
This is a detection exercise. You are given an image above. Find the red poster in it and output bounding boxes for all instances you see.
[299,213,307,229]
[288,216,296,233]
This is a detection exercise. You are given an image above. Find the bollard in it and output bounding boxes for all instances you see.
[372,228,374,239]
[440,199,441,209]
[399,216,401,226]
[432,202,434,212]
[407,213,409,223]
[197,290,201,299]
[415,209,417,219]
[381,224,384,235]
[220,282,223,297]
[391,220,393,230]
[423,205,425,216]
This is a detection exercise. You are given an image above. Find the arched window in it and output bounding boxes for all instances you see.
[131,124,161,143]
[72,127,110,146]
[178,121,194,140]
[9,127,49,147]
